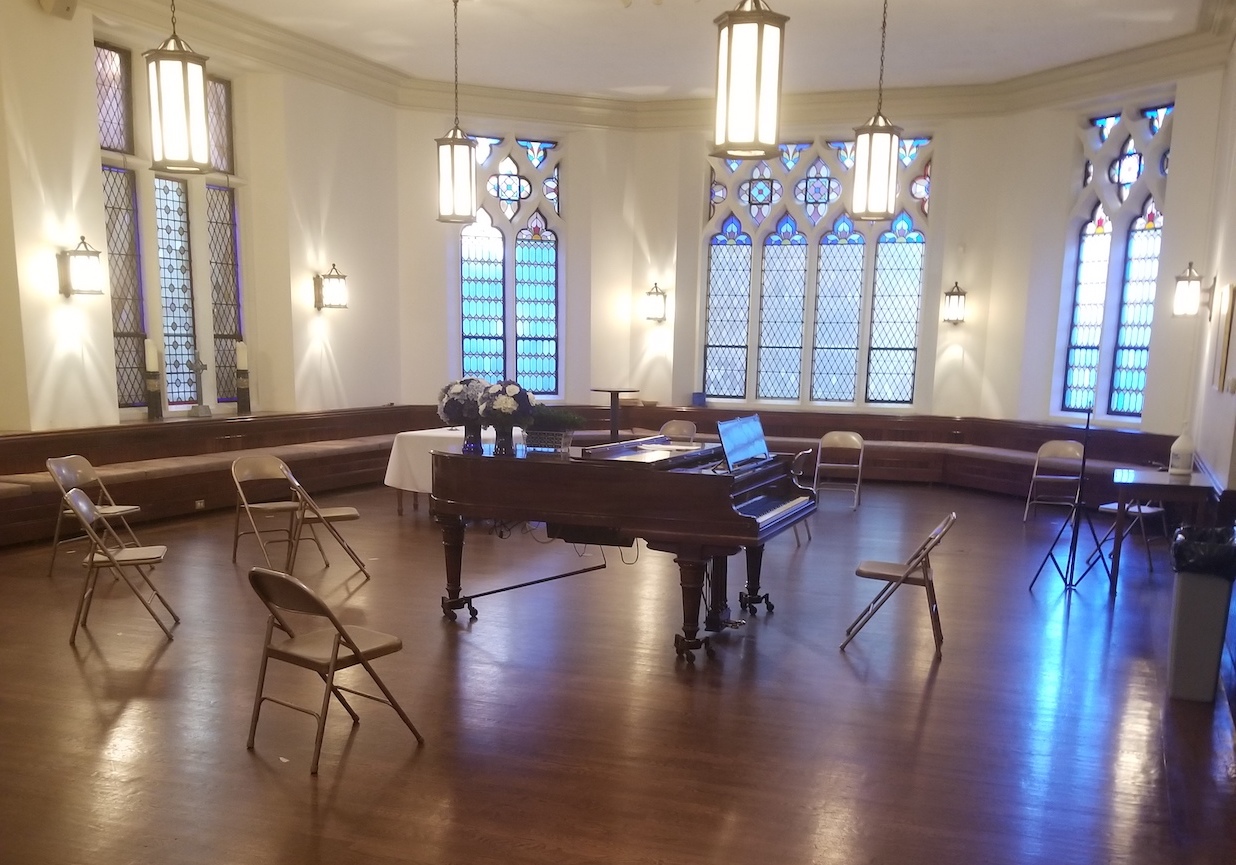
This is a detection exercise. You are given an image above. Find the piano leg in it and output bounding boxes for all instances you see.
[739,544,775,613]
[673,555,714,662]
[704,555,740,632]
[436,515,474,621]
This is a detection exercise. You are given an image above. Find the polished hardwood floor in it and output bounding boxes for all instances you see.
[1,482,1234,864]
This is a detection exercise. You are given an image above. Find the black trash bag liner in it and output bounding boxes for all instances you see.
[1171,526,1236,579]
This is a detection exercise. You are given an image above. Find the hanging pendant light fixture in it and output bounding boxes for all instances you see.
[437,0,477,223]
[712,0,788,160]
[852,0,901,221]
[144,0,211,173]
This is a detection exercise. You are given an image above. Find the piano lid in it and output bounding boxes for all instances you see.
[580,434,723,468]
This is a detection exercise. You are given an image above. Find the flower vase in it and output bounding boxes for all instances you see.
[461,419,483,455]
[492,423,516,457]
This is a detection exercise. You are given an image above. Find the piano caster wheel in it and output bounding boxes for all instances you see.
[740,592,774,614]
[443,608,457,622]
[467,603,478,620]
[674,634,713,663]
[764,598,775,613]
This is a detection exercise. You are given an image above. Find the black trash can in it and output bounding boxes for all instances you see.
[1168,526,1236,702]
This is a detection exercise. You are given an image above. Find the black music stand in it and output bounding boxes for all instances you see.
[1029,410,1109,590]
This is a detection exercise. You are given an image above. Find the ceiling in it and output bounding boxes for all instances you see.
[193,0,1214,101]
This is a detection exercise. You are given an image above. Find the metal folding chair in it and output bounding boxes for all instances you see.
[46,455,141,577]
[840,512,957,658]
[1023,440,1083,521]
[658,420,697,443]
[814,431,864,509]
[246,567,423,774]
[64,488,178,645]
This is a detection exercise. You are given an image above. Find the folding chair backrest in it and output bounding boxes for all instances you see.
[820,431,863,452]
[659,420,697,442]
[904,512,958,573]
[233,454,292,485]
[62,487,118,552]
[1036,439,1083,463]
[47,455,99,496]
[249,567,336,622]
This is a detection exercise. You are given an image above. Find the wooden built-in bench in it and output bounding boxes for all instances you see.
[0,402,1221,549]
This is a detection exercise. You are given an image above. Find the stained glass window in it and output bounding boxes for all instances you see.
[704,215,753,398]
[102,167,146,407]
[94,43,132,153]
[738,161,782,225]
[794,159,841,226]
[812,216,864,401]
[1062,203,1111,412]
[461,209,506,382]
[462,137,563,394]
[1108,198,1162,416]
[757,215,807,400]
[486,156,532,221]
[207,77,234,175]
[703,138,932,406]
[155,177,199,406]
[474,136,503,164]
[866,212,925,404]
[207,185,241,402]
[1060,102,1172,418]
[1108,136,1142,202]
[898,138,930,167]
[514,211,558,394]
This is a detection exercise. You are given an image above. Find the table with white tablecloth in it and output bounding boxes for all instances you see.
[383,427,523,513]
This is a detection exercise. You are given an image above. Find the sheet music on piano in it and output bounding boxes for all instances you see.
[717,415,775,471]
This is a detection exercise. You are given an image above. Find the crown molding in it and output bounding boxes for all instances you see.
[87,0,1236,132]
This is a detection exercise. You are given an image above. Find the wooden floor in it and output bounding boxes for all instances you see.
[2,482,1234,864]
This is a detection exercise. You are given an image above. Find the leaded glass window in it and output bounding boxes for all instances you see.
[461,209,506,382]
[757,215,807,399]
[207,185,241,402]
[102,166,146,407]
[812,215,864,401]
[703,137,932,405]
[1109,198,1162,416]
[207,77,234,175]
[704,215,753,398]
[155,177,199,405]
[867,213,925,404]
[514,211,558,394]
[460,137,563,395]
[1060,102,1172,418]
[94,43,132,153]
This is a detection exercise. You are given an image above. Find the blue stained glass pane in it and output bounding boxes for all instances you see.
[910,162,930,216]
[1108,199,1161,417]
[154,177,199,406]
[812,221,864,402]
[1108,136,1142,202]
[1091,114,1121,141]
[794,159,841,226]
[757,215,807,400]
[517,138,557,168]
[725,158,742,173]
[704,220,752,397]
[738,162,782,226]
[898,138,931,167]
[474,136,503,164]
[514,211,558,394]
[461,210,506,381]
[486,156,532,221]
[779,143,809,172]
[827,141,855,170]
[1062,203,1110,412]
[1142,104,1173,135]
[543,166,560,215]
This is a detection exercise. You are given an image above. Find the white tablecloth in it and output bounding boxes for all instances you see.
[383,427,525,493]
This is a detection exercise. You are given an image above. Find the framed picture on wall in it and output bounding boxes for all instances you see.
[1217,283,1236,391]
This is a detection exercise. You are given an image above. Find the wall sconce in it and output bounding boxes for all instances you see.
[1173,261,1215,319]
[313,264,348,310]
[712,0,788,160]
[57,236,105,297]
[144,0,210,173]
[643,283,668,322]
[942,281,966,324]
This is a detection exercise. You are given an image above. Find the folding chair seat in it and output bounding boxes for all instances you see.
[658,420,697,443]
[1023,439,1083,521]
[64,488,179,645]
[246,567,424,774]
[232,455,369,578]
[840,512,957,658]
[46,455,141,577]
[814,431,864,509]
[1092,500,1168,572]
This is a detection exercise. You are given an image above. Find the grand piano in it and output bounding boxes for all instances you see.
[430,434,816,661]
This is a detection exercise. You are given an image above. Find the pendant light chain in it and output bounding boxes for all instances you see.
[876,0,888,114]
[452,0,461,128]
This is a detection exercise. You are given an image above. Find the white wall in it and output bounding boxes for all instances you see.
[0,3,118,431]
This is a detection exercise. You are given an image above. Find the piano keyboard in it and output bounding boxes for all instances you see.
[737,494,811,525]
